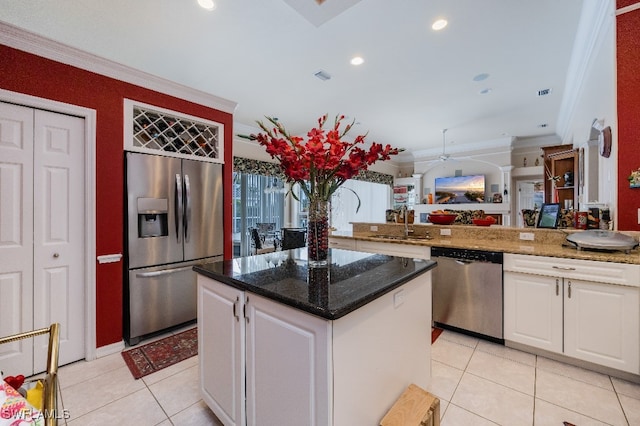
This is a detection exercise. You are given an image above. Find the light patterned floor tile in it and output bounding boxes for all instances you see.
[439,400,449,421]
[170,400,223,426]
[611,376,640,399]
[426,360,463,402]
[141,355,198,386]
[536,369,626,425]
[439,330,479,348]
[148,364,201,417]
[478,340,536,366]
[451,372,533,425]
[67,388,167,426]
[466,350,535,395]
[534,398,611,426]
[62,365,147,419]
[619,394,640,425]
[441,402,499,425]
[58,352,125,389]
[432,338,475,370]
[536,356,613,390]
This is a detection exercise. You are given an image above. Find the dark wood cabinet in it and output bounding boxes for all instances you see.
[542,145,578,208]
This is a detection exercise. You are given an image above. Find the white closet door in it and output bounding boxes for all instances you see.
[0,102,35,375]
[0,102,85,376]
[33,109,85,368]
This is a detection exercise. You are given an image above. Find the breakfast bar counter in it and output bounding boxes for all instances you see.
[194,248,436,426]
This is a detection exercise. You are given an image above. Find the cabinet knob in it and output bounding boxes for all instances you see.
[53,253,60,258]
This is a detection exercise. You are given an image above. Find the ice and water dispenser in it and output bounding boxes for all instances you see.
[137,197,169,238]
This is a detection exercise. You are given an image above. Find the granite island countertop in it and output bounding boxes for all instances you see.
[331,223,640,265]
[194,247,436,320]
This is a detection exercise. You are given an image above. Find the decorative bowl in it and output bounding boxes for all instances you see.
[428,214,457,225]
[472,216,496,226]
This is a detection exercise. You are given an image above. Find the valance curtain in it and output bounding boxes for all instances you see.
[233,157,395,187]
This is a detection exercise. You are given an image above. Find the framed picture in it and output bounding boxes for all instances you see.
[537,203,561,229]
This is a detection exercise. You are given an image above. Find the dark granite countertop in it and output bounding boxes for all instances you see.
[194,248,436,320]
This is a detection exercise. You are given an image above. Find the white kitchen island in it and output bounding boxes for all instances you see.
[194,248,436,426]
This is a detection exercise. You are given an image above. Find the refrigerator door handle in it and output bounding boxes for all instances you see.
[135,266,193,278]
[175,173,183,244]
[184,174,191,243]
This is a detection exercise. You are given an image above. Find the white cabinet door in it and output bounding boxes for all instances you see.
[197,276,245,426]
[504,271,563,353]
[564,279,640,374]
[245,293,330,426]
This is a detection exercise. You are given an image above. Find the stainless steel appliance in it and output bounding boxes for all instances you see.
[432,247,504,342]
[124,152,223,345]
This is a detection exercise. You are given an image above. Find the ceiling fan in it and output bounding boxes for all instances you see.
[427,129,471,165]
[437,129,452,161]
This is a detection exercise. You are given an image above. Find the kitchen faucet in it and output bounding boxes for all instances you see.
[400,205,413,237]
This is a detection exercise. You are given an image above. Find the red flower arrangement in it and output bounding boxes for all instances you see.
[241,114,403,206]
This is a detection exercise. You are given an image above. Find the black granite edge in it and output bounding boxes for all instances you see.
[194,260,437,321]
[323,261,437,319]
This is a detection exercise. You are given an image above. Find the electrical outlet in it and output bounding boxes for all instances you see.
[393,289,405,308]
[440,228,452,236]
[370,225,378,231]
[519,232,535,241]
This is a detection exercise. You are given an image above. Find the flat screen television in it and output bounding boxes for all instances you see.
[435,174,485,204]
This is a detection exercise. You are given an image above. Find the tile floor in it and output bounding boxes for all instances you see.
[429,330,640,426]
[54,327,640,425]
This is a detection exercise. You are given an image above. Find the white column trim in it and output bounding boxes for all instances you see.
[557,0,615,142]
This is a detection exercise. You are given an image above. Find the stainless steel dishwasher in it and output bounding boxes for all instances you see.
[432,247,504,342]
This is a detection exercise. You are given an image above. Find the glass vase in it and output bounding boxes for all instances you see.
[307,197,329,267]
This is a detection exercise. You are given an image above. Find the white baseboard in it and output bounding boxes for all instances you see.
[95,340,125,359]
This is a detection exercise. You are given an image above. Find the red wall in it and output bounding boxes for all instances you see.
[0,45,234,347]
[616,1,640,230]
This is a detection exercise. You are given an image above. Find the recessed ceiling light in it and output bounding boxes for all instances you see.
[432,19,448,31]
[197,0,216,11]
[350,56,364,66]
[479,88,492,95]
[473,73,490,82]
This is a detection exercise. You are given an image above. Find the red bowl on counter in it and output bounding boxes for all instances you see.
[428,214,457,225]
[472,217,496,226]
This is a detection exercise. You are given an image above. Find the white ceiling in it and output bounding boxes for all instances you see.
[0,0,586,161]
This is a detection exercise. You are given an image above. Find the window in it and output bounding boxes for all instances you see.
[232,172,285,257]
[331,180,391,231]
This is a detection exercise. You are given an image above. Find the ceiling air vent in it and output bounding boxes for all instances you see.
[314,70,332,81]
[537,88,552,96]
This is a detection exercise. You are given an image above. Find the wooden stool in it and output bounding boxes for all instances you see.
[380,384,440,426]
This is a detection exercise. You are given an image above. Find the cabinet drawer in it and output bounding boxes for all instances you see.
[356,240,429,259]
[504,253,640,287]
[328,237,356,251]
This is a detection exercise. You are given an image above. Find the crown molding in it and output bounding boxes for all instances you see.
[556,0,614,142]
[0,22,237,114]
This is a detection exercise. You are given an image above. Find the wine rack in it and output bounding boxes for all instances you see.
[125,99,224,162]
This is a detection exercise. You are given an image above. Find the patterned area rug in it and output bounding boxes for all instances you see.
[121,327,198,379]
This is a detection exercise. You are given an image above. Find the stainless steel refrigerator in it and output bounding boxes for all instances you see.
[124,151,223,345]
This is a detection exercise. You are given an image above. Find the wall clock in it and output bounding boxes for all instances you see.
[599,126,612,158]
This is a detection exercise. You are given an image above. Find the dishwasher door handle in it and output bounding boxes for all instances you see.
[454,259,473,265]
